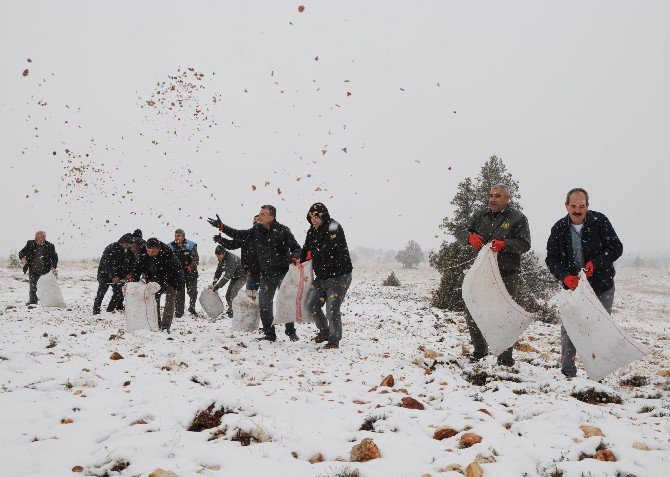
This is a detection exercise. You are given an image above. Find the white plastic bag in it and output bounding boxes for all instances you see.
[461,246,535,356]
[555,271,649,381]
[232,289,260,332]
[274,261,315,325]
[124,281,160,332]
[36,272,67,308]
[199,286,225,319]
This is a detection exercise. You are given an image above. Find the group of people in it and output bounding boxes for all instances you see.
[457,185,622,378]
[17,187,622,369]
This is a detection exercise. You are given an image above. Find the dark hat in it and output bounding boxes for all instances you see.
[132,229,143,239]
[215,245,226,255]
[306,202,330,224]
[119,233,134,244]
[146,237,161,249]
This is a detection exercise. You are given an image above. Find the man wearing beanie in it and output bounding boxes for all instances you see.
[212,245,247,317]
[168,229,199,317]
[208,205,302,342]
[129,237,185,333]
[93,233,134,315]
[301,203,353,349]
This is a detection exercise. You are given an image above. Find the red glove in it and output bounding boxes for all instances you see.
[126,274,133,282]
[291,257,301,265]
[583,261,594,278]
[563,275,580,290]
[468,234,484,250]
[185,266,193,273]
[490,240,506,252]
[306,251,312,261]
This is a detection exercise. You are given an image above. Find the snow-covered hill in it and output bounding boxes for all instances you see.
[0,264,668,477]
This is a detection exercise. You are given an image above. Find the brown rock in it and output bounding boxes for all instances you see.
[656,369,670,377]
[110,352,123,360]
[291,451,298,458]
[380,374,394,387]
[466,462,483,477]
[131,419,147,426]
[515,341,538,353]
[401,396,425,410]
[424,349,442,359]
[72,466,84,473]
[61,418,74,424]
[440,464,463,473]
[350,438,381,462]
[632,442,649,451]
[460,432,483,448]
[594,449,616,462]
[308,453,325,464]
[478,408,492,417]
[433,427,458,440]
[580,425,605,438]
[148,470,179,477]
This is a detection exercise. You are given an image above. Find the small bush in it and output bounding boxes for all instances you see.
[571,388,622,405]
[382,272,401,287]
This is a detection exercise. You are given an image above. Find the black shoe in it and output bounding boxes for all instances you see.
[93,309,101,315]
[257,335,276,342]
[324,342,339,349]
[175,314,183,319]
[288,333,299,342]
[469,353,487,363]
[188,307,197,316]
[497,360,515,367]
[313,332,328,343]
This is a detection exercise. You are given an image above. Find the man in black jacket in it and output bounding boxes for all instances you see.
[301,203,353,349]
[214,215,261,291]
[455,184,531,366]
[168,229,199,317]
[208,205,301,341]
[93,233,134,315]
[19,231,59,305]
[129,238,185,333]
[546,188,623,378]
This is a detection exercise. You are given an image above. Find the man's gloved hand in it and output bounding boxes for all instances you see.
[291,257,301,265]
[207,214,224,230]
[212,285,219,291]
[583,261,594,278]
[305,250,312,261]
[185,266,193,273]
[467,233,484,250]
[126,274,133,282]
[563,275,580,290]
[490,240,506,252]
[213,234,223,243]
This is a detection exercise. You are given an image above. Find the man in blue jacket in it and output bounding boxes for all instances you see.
[546,188,623,378]
[168,229,199,317]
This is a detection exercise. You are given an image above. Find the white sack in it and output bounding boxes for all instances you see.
[232,290,261,332]
[556,271,649,381]
[273,261,315,325]
[199,286,225,319]
[461,246,535,356]
[36,272,66,308]
[124,281,160,332]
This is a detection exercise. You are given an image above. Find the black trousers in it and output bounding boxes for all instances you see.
[175,277,198,317]
[93,281,124,312]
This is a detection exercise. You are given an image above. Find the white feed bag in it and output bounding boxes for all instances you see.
[273,261,315,325]
[199,286,225,319]
[232,289,261,332]
[124,281,160,332]
[36,272,67,308]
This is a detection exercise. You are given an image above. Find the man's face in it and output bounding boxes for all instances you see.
[130,243,140,253]
[121,242,131,250]
[565,191,589,224]
[257,208,275,227]
[216,253,225,262]
[175,233,185,244]
[35,232,46,245]
[147,247,160,257]
[488,188,510,213]
[310,215,323,229]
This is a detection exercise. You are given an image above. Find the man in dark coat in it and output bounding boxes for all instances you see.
[212,245,247,317]
[301,203,353,349]
[168,229,199,317]
[214,215,261,290]
[208,205,301,341]
[546,188,623,378]
[19,231,58,305]
[455,184,531,366]
[93,233,134,315]
[129,238,185,333]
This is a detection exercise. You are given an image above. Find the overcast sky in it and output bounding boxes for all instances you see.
[1,1,669,259]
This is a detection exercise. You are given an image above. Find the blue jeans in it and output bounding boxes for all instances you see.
[561,286,615,377]
[259,273,296,338]
[246,273,260,291]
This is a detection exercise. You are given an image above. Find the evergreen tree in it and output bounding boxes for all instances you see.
[430,155,559,321]
[8,250,20,269]
[395,240,424,268]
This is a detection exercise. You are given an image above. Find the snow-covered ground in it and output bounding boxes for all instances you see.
[0,263,668,477]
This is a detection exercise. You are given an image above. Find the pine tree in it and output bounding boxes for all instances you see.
[382,271,401,286]
[8,250,20,269]
[429,155,559,321]
[395,240,424,268]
